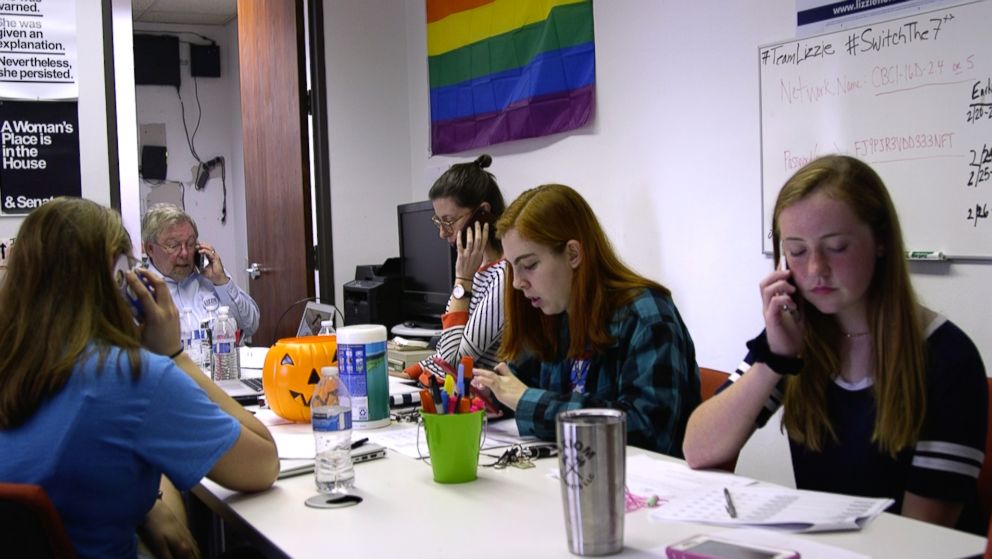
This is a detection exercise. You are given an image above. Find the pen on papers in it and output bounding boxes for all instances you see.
[723,487,737,519]
[351,437,369,450]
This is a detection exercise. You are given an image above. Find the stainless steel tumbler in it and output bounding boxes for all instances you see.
[556,408,626,556]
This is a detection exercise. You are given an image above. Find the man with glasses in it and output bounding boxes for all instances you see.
[141,203,259,338]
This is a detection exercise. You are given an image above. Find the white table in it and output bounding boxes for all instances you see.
[192,422,987,558]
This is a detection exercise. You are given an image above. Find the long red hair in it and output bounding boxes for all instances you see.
[496,184,669,361]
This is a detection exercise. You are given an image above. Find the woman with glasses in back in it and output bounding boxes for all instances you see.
[404,154,508,387]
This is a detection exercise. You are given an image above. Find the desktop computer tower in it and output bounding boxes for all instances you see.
[343,261,401,329]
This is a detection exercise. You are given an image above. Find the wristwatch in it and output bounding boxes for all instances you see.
[452,283,472,300]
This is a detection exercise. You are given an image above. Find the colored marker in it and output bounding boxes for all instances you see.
[905,250,946,261]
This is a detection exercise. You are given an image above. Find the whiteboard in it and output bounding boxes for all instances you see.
[759,0,992,258]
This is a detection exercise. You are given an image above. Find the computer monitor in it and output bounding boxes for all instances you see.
[397,200,455,324]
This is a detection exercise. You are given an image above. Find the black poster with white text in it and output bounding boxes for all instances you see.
[0,99,80,215]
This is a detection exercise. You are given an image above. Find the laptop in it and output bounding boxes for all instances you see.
[216,376,264,404]
[215,346,269,404]
[278,443,387,479]
[296,301,337,337]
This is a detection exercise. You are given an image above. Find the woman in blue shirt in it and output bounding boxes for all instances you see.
[0,198,279,558]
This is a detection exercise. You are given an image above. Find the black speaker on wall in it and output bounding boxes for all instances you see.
[133,34,180,88]
[141,145,167,181]
[190,43,221,77]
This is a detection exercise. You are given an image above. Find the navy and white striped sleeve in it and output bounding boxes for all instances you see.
[907,321,987,503]
[718,330,786,428]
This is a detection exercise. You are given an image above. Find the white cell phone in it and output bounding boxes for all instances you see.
[666,535,799,559]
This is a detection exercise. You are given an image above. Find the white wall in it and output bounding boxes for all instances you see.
[324,1,416,304]
[132,21,249,290]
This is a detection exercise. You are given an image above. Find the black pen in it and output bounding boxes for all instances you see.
[723,487,737,519]
[351,437,369,450]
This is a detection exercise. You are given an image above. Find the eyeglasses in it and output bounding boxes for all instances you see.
[156,239,198,255]
[430,211,471,232]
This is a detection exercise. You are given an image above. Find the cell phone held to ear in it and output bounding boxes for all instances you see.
[460,206,495,245]
[196,251,210,273]
[113,255,154,323]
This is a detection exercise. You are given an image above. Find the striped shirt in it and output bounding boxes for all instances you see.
[415,260,506,377]
[728,315,987,519]
[510,288,701,457]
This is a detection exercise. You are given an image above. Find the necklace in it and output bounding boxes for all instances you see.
[842,331,870,338]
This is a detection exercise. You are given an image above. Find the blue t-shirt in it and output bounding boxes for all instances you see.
[0,347,241,559]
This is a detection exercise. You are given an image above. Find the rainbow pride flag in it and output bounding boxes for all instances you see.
[427,0,595,155]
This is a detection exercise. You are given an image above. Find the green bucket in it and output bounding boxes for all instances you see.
[420,410,485,483]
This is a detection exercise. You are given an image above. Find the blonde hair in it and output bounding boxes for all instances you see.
[141,203,198,245]
[772,155,925,455]
[0,198,142,428]
[496,184,669,361]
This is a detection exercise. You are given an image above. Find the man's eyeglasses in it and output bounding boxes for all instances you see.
[156,239,198,255]
[431,212,470,232]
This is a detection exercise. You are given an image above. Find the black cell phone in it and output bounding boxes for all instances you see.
[196,251,210,272]
[460,206,495,245]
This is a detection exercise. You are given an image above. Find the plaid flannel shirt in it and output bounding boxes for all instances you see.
[509,288,700,457]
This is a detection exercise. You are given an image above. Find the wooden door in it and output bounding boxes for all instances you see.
[238,0,313,346]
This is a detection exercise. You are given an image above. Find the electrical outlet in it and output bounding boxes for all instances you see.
[190,158,223,186]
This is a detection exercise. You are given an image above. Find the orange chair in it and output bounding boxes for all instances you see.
[698,367,739,473]
[0,482,75,558]
[978,378,992,539]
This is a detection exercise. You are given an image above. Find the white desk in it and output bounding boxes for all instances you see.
[193,423,986,559]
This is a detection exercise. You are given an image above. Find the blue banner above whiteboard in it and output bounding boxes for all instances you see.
[761,0,992,259]
[796,0,958,36]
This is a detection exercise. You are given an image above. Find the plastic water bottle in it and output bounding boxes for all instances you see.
[197,318,213,375]
[179,308,194,353]
[312,366,354,493]
[211,306,240,381]
[318,319,335,336]
[180,309,201,364]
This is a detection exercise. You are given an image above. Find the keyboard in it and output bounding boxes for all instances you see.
[241,377,263,391]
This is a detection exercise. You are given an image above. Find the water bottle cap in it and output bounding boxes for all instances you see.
[218,306,230,315]
[320,319,333,327]
[320,366,339,377]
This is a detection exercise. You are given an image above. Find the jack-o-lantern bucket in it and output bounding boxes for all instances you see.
[262,335,337,422]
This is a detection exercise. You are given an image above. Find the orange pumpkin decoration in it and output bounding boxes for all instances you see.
[262,335,337,422]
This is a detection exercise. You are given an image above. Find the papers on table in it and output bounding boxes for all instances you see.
[626,454,756,501]
[650,484,893,532]
[626,454,890,532]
